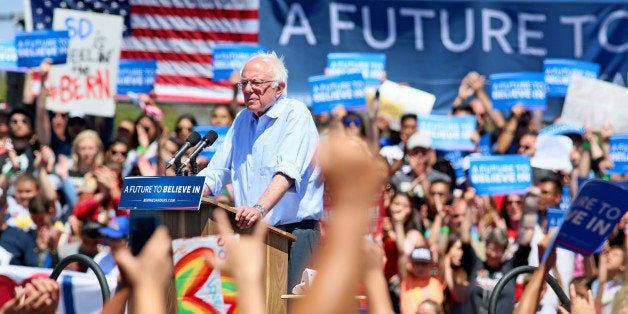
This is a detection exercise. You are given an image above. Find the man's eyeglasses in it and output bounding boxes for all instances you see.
[236,80,275,90]
[343,118,362,127]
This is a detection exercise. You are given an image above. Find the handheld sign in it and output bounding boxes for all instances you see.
[539,122,585,136]
[15,30,69,68]
[468,155,532,195]
[117,59,158,95]
[489,72,546,111]
[309,73,366,114]
[419,115,476,151]
[554,179,628,256]
[193,125,230,161]
[544,58,599,97]
[607,134,628,175]
[326,52,385,87]
[119,176,204,210]
[377,80,435,131]
[547,207,567,231]
[0,40,24,72]
[212,43,265,80]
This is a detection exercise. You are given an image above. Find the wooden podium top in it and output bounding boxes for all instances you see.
[201,197,297,242]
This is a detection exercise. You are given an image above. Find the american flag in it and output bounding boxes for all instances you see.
[25,0,259,103]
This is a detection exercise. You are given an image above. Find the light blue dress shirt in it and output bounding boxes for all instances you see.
[198,95,324,226]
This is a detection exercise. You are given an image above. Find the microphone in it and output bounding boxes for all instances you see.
[165,131,201,169]
[180,130,219,168]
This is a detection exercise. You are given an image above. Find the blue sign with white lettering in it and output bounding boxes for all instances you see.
[468,155,532,195]
[544,59,600,97]
[607,134,628,175]
[326,52,385,87]
[489,72,546,111]
[420,115,476,151]
[193,125,230,161]
[117,59,158,95]
[539,122,585,136]
[212,44,266,80]
[547,207,567,231]
[555,179,628,256]
[309,73,366,114]
[15,30,69,68]
[119,176,205,210]
[0,40,24,72]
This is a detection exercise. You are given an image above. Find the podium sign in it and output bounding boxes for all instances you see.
[120,176,204,210]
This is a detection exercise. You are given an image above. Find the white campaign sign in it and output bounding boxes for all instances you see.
[47,9,123,117]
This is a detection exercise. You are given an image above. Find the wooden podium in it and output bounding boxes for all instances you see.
[156,198,296,314]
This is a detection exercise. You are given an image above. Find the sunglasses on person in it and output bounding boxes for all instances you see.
[110,149,128,157]
[342,118,362,127]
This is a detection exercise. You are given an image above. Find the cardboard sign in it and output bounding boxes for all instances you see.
[607,134,628,175]
[468,155,532,195]
[309,73,366,114]
[561,77,628,133]
[47,9,123,117]
[489,72,546,111]
[377,80,435,130]
[212,43,265,80]
[119,176,204,210]
[117,59,157,95]
[544,58,599,97]
[419,115,476,151]
[554,179,628,256]
[193,125,231,161]
[326,52,386,87]
[15,30,69,67]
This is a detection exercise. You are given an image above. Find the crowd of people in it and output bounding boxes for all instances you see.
[0,52,626,314]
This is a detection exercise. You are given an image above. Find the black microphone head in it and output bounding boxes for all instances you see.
[205,130,219,145]
[187,131,202,146]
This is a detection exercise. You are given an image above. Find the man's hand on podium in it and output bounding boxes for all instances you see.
[235,205,264,229]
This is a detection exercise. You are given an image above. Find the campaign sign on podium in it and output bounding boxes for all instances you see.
[119,176,204,210]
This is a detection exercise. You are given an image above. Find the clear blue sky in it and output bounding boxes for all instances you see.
[0,1,24,40]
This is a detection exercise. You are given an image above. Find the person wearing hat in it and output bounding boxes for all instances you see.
[399,246,445,314]
[57,219,105,272]
[90,215,130,278]
[391,131,452,199]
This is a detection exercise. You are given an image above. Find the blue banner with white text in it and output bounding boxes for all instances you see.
[326,52,386,87]
[309,73,367,114]
[468,155,532,195]
[15,30,69,68]
[607,134,628,175]
[119,176,205,210]
[0,40,24,72]
[489,72,546,111]
[420,115,477,151]
[259,1,627,120]
[543,58,600,97]
[117,59,158,95]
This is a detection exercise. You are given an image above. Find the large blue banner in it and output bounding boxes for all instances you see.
[15,30,69,68]
[259,1,627,119]
[468,155,532,195]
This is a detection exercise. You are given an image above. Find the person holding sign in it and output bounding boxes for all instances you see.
[198,51,323,289]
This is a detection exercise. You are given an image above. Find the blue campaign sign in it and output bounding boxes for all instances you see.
[309,73,366,114]
[117,59,158,95]
[607,134,628,175]
[420,115,476,151]
[544,58,600,97]
[478,134,492,156]
[326,52,386,87]
[539,122,585,136]
[193,125,230,161]
[547,207,567,231]
[212,43,266,80]
[489,72,546,111]
[0,40,24,72]
[468,155,532,195]
[15,30,69,68]
[437,150,467,186]
[555,179,628,256]
[119,176,205,210]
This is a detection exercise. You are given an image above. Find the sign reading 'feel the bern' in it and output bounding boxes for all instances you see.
[468,155,532,195]
[119,176,205,210]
